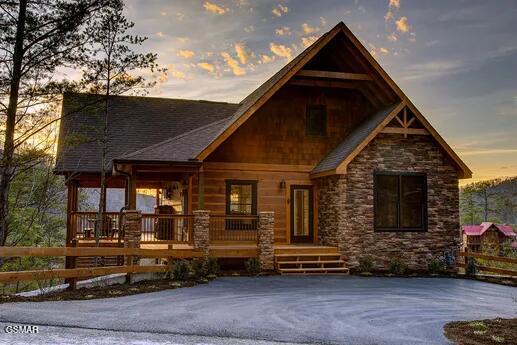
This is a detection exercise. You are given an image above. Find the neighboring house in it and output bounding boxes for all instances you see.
[463,222,516,253]
[55,22,472,273]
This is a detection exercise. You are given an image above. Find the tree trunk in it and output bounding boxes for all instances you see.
[0,0,27,246]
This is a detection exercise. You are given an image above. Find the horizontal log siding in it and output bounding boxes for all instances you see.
[192,168,312,243]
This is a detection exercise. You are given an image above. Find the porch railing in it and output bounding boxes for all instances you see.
[71,212,121,240]
[209,214,258,242]
[141,214,193,244]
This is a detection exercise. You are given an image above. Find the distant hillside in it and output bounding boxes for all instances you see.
[460,176,517,226]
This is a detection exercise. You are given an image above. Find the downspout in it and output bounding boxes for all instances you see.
[113,162,131,250]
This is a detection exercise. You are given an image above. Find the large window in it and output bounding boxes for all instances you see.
[225,180,257,215]
[306,105,327,136]
[374,172,427,232]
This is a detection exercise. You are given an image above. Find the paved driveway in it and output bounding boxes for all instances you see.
[0,276,515,345]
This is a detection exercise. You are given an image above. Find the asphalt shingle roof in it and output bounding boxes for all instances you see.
[55,93,239,173]
[312,103,400,174]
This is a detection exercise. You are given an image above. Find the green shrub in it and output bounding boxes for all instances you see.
[428,258,445,274]
[190,258,208,280]
[358,256,374,273]
[205,256,220,276]
[245,257,261,276]
[389,258,407,275]
[171,260,190,281]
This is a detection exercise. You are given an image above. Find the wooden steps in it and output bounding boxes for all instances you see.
[274,246,349,275]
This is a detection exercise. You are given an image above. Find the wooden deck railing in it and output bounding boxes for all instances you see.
[71,212,121,239]
[141,214,193,244]
[209,214,258,242]
[0,247,202,285]
[457,251,517,276]
[71,212,193,244]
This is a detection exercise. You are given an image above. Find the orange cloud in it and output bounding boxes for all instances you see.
[177,50,195,59]
[275,26,291,36]
[396,16,410,33]
[272,4,288,17]
[197,62,216,74]
[234,43,251,64]
[270,43,292,61]
[203,1,226,15]
[221,52,246,76]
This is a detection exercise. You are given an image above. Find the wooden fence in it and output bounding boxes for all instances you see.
[0,246,203,285]
[457,251,517,276]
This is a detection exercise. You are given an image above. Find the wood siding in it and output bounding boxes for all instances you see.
[196,85,373,243]
[206,85,374,165]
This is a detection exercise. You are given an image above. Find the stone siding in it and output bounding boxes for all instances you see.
[193,210,210,256]
[318,133,460,271]
[122,210,142,265]
[258,211,275,271]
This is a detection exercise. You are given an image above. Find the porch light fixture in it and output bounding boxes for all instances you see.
[279,180,286,189]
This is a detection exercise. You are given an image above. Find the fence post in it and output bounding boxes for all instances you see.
[258,211,275,271]
[193,210,210,257]
[66,239,78,290]
[122,210,142,283]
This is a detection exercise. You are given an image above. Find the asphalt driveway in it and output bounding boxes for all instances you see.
[0,276,515,345]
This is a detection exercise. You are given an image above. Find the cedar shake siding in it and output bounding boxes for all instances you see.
[317,133,460,271]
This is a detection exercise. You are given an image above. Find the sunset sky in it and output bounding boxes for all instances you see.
[122,0,517,184]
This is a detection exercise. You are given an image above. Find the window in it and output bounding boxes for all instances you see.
[374,172,427,232]
[225,180,257,231]
[306,105,327,136]
[225,180,257,215]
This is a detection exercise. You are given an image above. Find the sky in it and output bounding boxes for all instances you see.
[122,0,517,184]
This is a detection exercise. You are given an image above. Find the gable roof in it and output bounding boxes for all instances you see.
[463,222,515,237]
[312,102,403,175]
[194,22,471,179]
[55,93,238,173]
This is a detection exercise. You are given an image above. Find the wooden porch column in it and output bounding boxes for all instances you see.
[65,179,78,290]
[198,170,205,210]
[127,170,137,210]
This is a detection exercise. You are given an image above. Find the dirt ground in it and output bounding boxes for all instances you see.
[444,318,517,345]
[0,278,199,304]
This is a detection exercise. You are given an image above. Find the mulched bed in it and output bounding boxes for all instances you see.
[444,318,517,345]
[0,278,203,304]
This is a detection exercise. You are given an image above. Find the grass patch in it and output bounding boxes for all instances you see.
[444,318,516,345]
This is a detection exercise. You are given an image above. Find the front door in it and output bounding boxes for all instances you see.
[290,185,314,243]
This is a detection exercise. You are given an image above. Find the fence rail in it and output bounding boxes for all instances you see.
[457,251,517,276]
[0,246,203,284]
[209,214,258,242]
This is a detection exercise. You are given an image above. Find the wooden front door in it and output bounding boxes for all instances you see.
[290,185,314,243]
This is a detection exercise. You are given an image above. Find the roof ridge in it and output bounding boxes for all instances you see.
[119,117,230,160]
[64,91,238,106]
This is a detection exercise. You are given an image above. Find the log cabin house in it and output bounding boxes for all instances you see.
[55,22,472,274]
[463,222,516,254]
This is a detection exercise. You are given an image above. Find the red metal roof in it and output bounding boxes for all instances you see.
[463,222,516,237]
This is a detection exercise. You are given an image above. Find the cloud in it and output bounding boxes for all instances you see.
[156,32,165,38]
[301,36,318,48]
[384,10,394,22]
[379,47,389,54]
[259,54,275,64]
[166,64,190,81]
[176,37,190,44]
[176,12,185,21]
[234,43,250,64]
[301,23,318,35]
[197,62,216,74]
[408,32,416,42]
[177,50,195,59]
[270,43,292,61]
[160,11,167,16]
[389,0,400,10]
[203,1,226,15]
[272,4,288,17]
[387,32,398,42]
[320,17,327,27]
[395,16,410,33]
[457,148,517,156]
[275,26,291,36]
[244,25,254,33]
[221,52,246,76]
